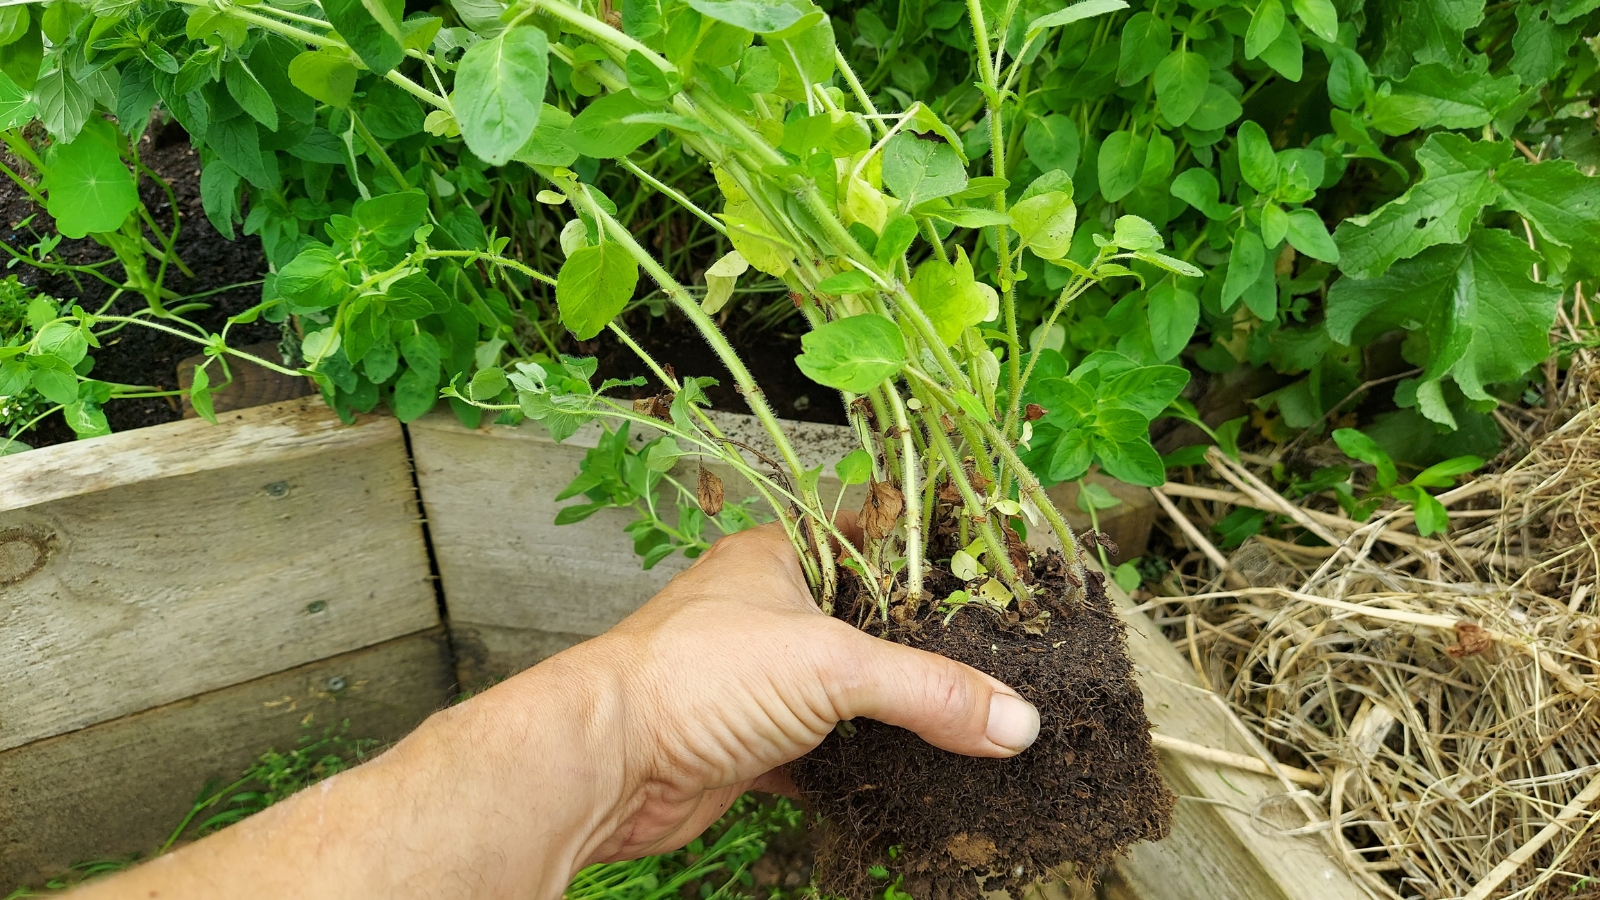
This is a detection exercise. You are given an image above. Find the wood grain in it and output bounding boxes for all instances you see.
[0,629,454,891]
[1,398,438,751]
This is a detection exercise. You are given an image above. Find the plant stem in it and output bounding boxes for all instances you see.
[882,382,925,600]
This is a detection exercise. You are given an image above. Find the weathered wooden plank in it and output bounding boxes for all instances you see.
[0,628,454,891]
[1,398,438,751]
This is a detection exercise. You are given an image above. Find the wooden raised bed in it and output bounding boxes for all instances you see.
[3,398,1364,899]
[0,399,452,887]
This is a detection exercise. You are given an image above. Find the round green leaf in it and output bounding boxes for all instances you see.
[42,125,138,239]
[1236,120,1278,193]
[556,242,640,340]
[795,314,906,393]
[1097,129,1147,203]
[454,26,550,165]
[1291,0,1338,42]
[834,447,873,486]
[1187,84,1242,130]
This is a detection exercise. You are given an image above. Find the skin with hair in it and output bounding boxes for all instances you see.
[68,520,1039,900]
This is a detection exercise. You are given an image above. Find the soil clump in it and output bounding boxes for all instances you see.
[791,557,1173,899]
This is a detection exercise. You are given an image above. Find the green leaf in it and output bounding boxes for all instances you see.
[1244,0,1285,59]
[1327,48,1372,110]
[563,91,661,159]
[1186,83,1242,131]
[27,355,78,406]
[1369,63,1521,136]
[454,27,549,166]
[189,365,217,424]
[1101,365,1189,418]
[224,57,277,131]
[276,245,350,312]
[42,121,139,239]
[323,0,405,74]
[1169,168,1235,220]
[354,190,428,245]
[1095,437,1164,486]
[908,248,997,345]
[1027,0,1128,32]
[468,368,508,401]
[684,0,804,33]
[835,447,873,486]
[1022,114,1080,174]
[1097,129,1146,203]
[1326,228,1561,402]
[1257,17,1303,80]
[1411,491,1449,536]
[882,132,967,207]
[926,206,1013,228]
[1333,133,1510,280]
[556,242,640,341]
[34,62,95,142]
[1292,0,1338,42]
[288,50,358,108]
[1147,278,1198,362]
[392,365,439,422]
[1152,50,1207,127]
[514,104,579,167]
[1284,208,1339,263]
[1116,11,1169,86]
[1221,228,1265,310]
[795,314,906,393]
[1495,158,1600,275]
[0,70,34,130]
[35,320,87,366]
[1261,203,1288,248]
[1011,191,1077,259]
[1332,427,1396,488]
[815,270,876,294]
[1236,120,1278,193]
[1047,429,1094,481]
[1112,214,1161,251]
[401,331,442,377]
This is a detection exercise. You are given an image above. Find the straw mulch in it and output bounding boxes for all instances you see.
[1146,303,1600,900]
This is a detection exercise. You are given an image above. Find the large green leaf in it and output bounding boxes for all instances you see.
[1333,133,1509,279]
[42,121,138,239]
[0,70,34,130]
[907,248,997,345]
[795,314,906,393]
[1098,129,1145,203]
[454,27,549,165]
[556,242,639,340]
[1495,158,1600,274]
[1326,228,1560,401]
[514,104,579,167]
[1152,50,1207,127]
[882,132,967,207]
[684,0,806,34]
[1022,114,1080,174]
[562,91,662,159]
[1369,62,1520,135]
[323,0,404,74]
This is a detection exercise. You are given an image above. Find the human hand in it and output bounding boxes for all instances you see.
[65,521,1039,900]
[556,518,1042,865]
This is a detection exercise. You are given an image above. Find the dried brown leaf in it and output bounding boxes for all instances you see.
[697,465,725,516]
[861,479,904,541]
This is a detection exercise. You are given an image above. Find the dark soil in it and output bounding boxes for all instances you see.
[790,558,1174,899]
[4,119,277,448]
[573,309,850,427]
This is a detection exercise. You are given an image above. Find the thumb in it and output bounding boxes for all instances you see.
[821,623,1040,758]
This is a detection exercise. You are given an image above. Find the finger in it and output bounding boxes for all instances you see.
[821,623,1040,758]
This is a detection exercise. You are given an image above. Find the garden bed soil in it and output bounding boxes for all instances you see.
[792,557,1174,899]
[575,309,849,427]
[3,120,278,448]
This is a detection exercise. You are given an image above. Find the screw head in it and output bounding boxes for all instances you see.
[265,481,289,498]
[306,600,327,614]
[326,676,347,692]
